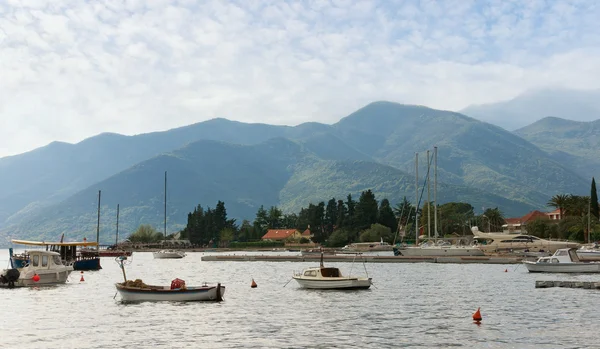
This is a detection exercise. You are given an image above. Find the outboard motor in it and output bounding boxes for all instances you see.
[0,268,20,288]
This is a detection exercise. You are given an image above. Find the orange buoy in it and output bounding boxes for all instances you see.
[504,269,508,272]
[80,271,85,282]
[251,278,257,288]
[473,307,482,322]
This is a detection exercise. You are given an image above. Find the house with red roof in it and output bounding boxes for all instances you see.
[502,210,551,233]
[261,229,302,241]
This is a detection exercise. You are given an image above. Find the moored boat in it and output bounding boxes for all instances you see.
[11,239,102,271]
[115,281,224,302]
[524,248,600,273]
[114,257,223,302]
[471,227,579,254]
[393,240,485,257]
[292,252,372,289]
[1,250,74,288]
[153,250,186,259]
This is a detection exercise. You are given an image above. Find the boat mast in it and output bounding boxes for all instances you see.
[415,152,419,245]
[434,146,438,243]
[164,171,167,241]
[427,149,431,240]
[116,204,120,246]
[96,190,101,251]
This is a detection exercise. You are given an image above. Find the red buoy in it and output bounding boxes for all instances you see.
[32,273,40,282]
[80,271,85,282]
[504,269,508,272]
[251,279,257,288]
[473,307,482,322]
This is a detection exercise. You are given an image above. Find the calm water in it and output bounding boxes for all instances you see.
[1,249,599,349]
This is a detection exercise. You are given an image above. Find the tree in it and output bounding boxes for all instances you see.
[345,194,356,228]
[325,198,337,235]
[354,190,378,232]
[335,199,347,228]
[378,198,397,232]
[326,228,353,247]
[591,178,599,220]
[219,228,235,247]
[480,208,504,233]
[359,223,393,243]
[394,196,415,226]
[267,206,283,229]
[547,194,569,220]
[128,224,161,243]
[564,195,589,217]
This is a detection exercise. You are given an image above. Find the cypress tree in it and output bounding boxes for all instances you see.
[591,177,599,220]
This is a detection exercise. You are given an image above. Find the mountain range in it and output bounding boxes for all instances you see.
[0,99,595,245]
[461,88,600,131]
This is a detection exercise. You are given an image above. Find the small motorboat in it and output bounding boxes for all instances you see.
[292,251,372,289]
[0,250,74,288]
[152,250,186,259]
[114,257,223,302]
[524,248,600,273]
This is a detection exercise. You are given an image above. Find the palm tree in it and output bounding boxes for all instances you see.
[564,195,589,217]
[547,194,569,220]
[481,208,505,232]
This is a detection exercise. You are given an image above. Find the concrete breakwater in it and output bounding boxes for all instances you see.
[200,254,522,264]
[535,280,600,289]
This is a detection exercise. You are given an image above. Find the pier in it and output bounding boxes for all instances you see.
[200,254,522,264]
[535,280,600,289]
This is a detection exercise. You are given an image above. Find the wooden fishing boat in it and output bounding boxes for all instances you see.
[114,257,224,302]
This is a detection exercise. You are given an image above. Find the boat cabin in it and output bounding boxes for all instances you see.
[26,250,64,269]
[536,248,580,264]
[302,267,343,278]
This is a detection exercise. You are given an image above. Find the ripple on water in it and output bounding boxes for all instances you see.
[1,250,600,348]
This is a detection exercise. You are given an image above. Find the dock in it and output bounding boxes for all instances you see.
[535,280,600,289]
[200,254,522,264]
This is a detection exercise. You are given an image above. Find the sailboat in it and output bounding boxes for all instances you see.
[153,171,186,259]
[393,147,485,257]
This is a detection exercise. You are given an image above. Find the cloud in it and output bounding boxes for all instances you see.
[0,0,599,157]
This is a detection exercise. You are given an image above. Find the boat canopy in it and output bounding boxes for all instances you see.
[11,239,99,247]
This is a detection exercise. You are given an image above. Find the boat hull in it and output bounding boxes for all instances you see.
[153,252,186,259]
[395,247,485,257]
[292,276,372,289]
[524,261,600,273]
[116,283,225,302]
[0,268,73,287]
[74,258,102,271]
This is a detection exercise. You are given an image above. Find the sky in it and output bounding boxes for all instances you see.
[1,0,600,158]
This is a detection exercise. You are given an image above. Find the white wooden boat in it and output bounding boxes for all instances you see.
[115,281,224,302]
[0,250,74,288]
[153,250,186,259]
[524,248,600,273]
[292,252,372,289]
[114,256,223,302]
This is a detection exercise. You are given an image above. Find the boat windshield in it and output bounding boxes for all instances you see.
[52,255,62,265]
[320,268,341,277]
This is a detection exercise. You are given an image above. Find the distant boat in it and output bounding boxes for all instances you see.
[1,250,73,288]
[152,250,186,259]
[292,251,372,289]
[524,248,600,273]
[393,241,485,257]
[153,171,185,259]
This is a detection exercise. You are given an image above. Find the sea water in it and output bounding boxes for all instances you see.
[1,249,599,348]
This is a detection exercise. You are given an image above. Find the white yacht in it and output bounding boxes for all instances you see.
[0,250,74,287]
[524,248,600,273]
[292,253,372,289]
[471,227,579,254]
